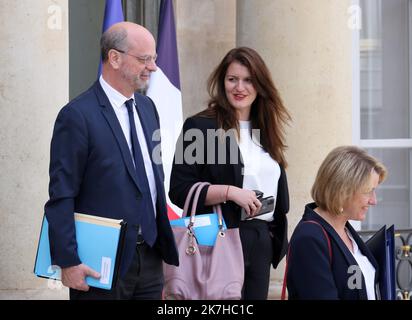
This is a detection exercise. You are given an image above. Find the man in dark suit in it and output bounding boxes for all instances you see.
[44,22,178,300]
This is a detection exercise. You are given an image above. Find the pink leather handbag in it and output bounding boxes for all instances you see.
[163,182,244,300]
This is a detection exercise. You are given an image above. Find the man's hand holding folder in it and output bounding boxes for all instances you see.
[62,263,101,292]
[34,213,126,290]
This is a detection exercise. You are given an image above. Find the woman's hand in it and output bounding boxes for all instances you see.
[227,186,262,217]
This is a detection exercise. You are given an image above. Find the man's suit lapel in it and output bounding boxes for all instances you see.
[94,81,142,191]
[134,95,166,206]
[134,96,156,158]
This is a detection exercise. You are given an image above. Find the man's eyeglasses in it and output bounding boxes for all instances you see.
[114,49,157,66]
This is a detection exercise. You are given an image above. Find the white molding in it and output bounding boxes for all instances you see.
[352,0,361,146]
[359,139,412,148]
[351,0,361,231]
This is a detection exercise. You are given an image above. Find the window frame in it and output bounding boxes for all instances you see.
[352,0,412,230]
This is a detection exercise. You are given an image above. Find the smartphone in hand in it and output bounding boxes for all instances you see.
[240,195,275,221]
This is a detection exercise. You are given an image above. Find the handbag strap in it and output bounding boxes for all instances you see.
[303,220,332,264]
[182,182,203,216]
[182,182,224,230]
[281,220,332,300]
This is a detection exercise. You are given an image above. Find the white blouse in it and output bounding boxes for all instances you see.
[237,121,280,222]
[346,228,376,300]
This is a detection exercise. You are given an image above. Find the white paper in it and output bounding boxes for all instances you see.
[100,257,111,285]
[184,216,211,228]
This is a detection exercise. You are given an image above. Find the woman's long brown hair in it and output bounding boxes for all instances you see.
[197,47,292,167]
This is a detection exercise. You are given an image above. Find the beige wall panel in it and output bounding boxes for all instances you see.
[175,0,237,118]
[0,0,69,298]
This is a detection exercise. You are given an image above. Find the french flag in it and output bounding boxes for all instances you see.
[147,0,183,220]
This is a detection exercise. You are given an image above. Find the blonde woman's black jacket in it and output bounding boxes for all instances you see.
[169,116,289,268]
[286,203,380,300]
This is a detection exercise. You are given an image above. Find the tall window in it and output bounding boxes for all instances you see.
[357,0,412,230]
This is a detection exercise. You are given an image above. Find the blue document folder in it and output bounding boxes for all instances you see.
[34,213,126,290]
[169,213,227,246]
[366,224,396,300]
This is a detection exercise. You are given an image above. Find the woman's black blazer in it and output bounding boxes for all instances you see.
[169,116,290,268]
[286,203,380,300]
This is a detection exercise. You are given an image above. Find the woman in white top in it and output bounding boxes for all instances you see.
[170,47,292,299]
[285,146,387,300]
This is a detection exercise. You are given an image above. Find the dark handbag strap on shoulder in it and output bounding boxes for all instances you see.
[303,220,332,263]
[281,219,332,300]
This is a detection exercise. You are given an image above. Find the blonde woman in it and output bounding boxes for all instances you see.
[286,146,387,300]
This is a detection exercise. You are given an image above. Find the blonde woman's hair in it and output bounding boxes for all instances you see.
[311,146,387,216]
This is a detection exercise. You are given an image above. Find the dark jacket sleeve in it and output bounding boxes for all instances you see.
[44,105,87,268]
[269,166,290,268]
[287,223,339,300]
[169,117,211,215]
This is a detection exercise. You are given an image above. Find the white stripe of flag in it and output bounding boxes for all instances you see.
[147,0,183,219]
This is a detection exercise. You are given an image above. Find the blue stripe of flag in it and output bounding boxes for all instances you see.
[102,0,124,33]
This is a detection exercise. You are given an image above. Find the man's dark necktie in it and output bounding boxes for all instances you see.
[125,99,157,246]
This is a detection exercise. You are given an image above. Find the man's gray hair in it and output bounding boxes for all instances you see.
[100,27,128,62]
